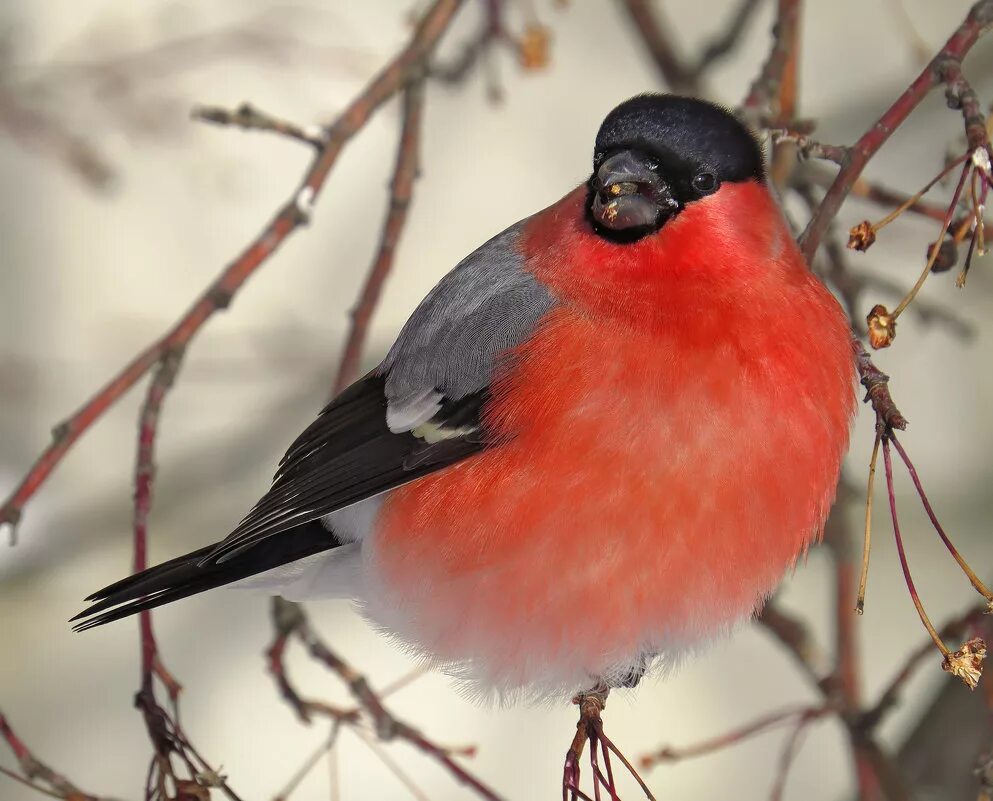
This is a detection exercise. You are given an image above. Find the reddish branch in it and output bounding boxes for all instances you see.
[266,599,359,725]
[800,0,993,262]
[0,0,464,542]
[430,0,532,101]
[854,341,908,431]
[2,1,992,798]
[265,599,500,801]
[133,351,184,698]
[825,502,887,800]
[3,3,466,799]
[641,704,832,768]
[741,0,802,124]
[333,77,427,394]
[128,350,242,801]
[192,102,328,148]
[860,605,987,733]
[620,0,765,95]
[0,712,114,801]
[619,0,701,94]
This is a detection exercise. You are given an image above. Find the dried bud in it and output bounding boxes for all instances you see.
[848,220,877,251]
[928,238,958,272]
[942,636,987,690]
[518,25,550,70]
[866,304,896,349]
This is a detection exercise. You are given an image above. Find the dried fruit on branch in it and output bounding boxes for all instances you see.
[866,304,896,349]
[519,25,551,70]
[848,220,877,251]
[928,238,959,272]
[942,636,987,690]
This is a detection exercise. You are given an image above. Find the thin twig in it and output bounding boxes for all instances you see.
[0,712,116,801]
[800,0,993,261]
[857,433,882,614]
[641,705,831,768]
[692,0,766,76]
[621,0,766,94]
[0,0,465,541]
[755,601,828,686]
[618,0,698,94]
[859,604,986,732]
[741,0,802,122]
[301,624,502,801]
[768,710,820,801]
[853,340,908,431]
[273,722,341,801]
[0,765,66,801]
[883,438,948,657]
[890,433,993,605]
[192,102,328,148]
[352,726,434,801]
[333,76,427,394]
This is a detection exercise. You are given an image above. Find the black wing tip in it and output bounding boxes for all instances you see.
[71,592,156,629]
[71,603,130,631]
[72,520,341,633]
[72,611,124,632]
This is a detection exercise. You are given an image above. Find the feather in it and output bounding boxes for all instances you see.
[74,219,557,630]
[71,520,338,630]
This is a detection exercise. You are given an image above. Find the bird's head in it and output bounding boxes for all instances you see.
[587,94,764,242]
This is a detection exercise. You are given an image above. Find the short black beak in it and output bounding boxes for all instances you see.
[590,150,678,233]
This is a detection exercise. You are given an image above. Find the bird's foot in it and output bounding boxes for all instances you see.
[563,683,613,801]
[562,681,657,801]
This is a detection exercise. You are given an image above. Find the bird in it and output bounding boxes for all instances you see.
[73,94,856,702]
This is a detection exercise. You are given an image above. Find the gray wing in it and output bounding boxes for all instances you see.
[202,219,556,564]
[379,220,556,433]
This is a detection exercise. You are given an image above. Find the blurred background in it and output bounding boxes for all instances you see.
[1,1,992,799]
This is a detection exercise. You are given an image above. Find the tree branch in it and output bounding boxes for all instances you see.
[333,76,426,394]
[0,0,465,542]
[266,599,501,801]
[1,712,118,801]
[799,0,993,261]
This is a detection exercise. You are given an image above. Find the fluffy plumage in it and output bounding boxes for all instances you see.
[74,94,855,700]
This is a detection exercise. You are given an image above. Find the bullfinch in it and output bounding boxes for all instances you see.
[73,94,856,701]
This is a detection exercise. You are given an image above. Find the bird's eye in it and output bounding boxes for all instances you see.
[692,172,718,194]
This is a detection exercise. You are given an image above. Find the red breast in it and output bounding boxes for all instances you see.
[368,182,855,692]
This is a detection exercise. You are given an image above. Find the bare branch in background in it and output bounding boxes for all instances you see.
[0,10,370,189]
[333,77,426,394]
[268,598,500,800]
[799,0,993,261]
[2,0,993,798]
[620,0,766,96]
[1,712,119,801]
[0,0,463,541]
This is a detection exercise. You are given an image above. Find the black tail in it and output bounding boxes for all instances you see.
[71,521,339,631]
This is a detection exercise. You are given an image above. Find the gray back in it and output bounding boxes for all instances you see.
[379,221,556,428]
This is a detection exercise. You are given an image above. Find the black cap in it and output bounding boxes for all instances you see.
[594,94,765,187]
